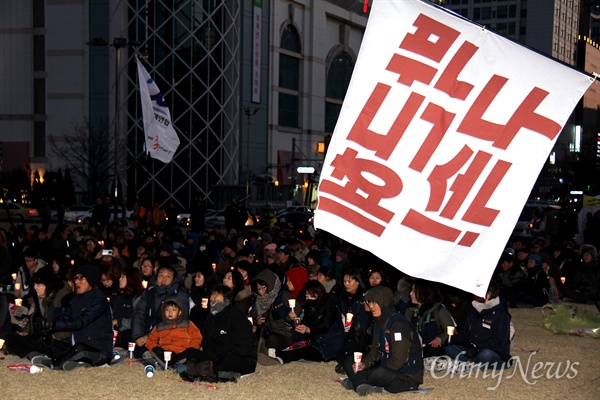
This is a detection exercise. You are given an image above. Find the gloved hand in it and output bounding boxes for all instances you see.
[33,317,53,333]
[465,343,479,359]
[13,305,28,318]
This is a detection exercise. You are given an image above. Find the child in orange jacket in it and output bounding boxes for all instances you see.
[145,296,203,366]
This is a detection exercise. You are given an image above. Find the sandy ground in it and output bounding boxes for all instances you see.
[1,306,599,400]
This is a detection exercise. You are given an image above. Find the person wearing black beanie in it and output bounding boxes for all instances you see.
[341,286,423,396]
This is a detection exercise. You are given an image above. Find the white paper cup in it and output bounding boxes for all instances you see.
[14,283,21,291]
[163,351,172,361]
[288,299,296,309]
[0,338,5,349]
[447,326,455,336]
[201,298,209,309]
[128,342,136,352]
[141,280,148,289]
[11,273,17,281]
[15,299,22,307]
[353,351,362,363]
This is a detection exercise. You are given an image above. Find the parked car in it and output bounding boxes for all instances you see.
[276,210,313,227]
[512,202,559,238]
[275,206,312,218]
[57,205,94,223]
[0,202,40,223]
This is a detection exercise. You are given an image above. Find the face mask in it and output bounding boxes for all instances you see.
[199,245,206,252]
[304,299,317,308]
[210,300,230,315]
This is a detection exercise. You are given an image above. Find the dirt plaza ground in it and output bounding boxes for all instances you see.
[1,305,599,400]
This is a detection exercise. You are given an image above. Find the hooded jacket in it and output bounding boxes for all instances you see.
[146,296,202,353]
[362,286,423,384]
[131,274,189,340]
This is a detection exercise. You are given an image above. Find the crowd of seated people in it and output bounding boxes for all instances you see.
[0,209,597,395]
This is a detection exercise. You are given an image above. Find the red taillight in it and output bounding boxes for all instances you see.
[28,209,36,215]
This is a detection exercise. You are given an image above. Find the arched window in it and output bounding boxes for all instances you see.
[278,25,301,128]
[325,52,354,133]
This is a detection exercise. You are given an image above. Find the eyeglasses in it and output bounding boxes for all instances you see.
[73,274,86,281]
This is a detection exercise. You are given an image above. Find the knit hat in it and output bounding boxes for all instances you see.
[364,286,394,310]
[75,264,100,287]
[277,245,292,255]
[264,243,277,252]
[306,249,322,264]
[526,254,542,266]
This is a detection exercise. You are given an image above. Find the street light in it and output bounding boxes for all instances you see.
[87,37,131,225]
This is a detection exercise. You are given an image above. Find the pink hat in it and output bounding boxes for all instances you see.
[264,243,277,251]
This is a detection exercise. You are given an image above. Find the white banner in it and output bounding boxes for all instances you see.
[136,58,180,163]
[314,0,593,296]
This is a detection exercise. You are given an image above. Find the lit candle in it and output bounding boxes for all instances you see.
[71,259,75,266]
[447,326,455,343]
[14,283,21,291]
[288,299,296,311]
[353,351,362,373]
[128,342,136,359]
[15,299,22,307]
[247,316,253,325]
[211,263,216,272]
[560,277,566,284]
[11,273,17,281]
[346,312,354,325]
[0,338,5,349]
[201,298,209,309]
[163,351,172,370]
[141,280,148,289]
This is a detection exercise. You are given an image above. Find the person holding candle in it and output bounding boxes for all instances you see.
[406,280,455,358]
[341,286,423,396]
[189,266,217,335]
[334,268,371,374]
[111,266,145,349]
[4,268,71,356]
[15,249,47,298]
[250,268,294,362]
[275,280,344,364]
[131,263,190,358]
[183,284,257,380]
[445,280,512,370]
[143,296,202,369]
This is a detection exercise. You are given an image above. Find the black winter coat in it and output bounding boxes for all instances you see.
[53,288,113,360]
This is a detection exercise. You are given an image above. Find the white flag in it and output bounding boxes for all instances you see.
[314,0,593,296]
[136,58,180,163]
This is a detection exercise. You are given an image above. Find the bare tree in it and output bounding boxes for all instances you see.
[49,117,124,199]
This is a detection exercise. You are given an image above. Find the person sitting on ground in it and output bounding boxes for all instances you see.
[341,286,423,396]
[275,280,344,364]
[189,266,217,335]
[4,268,71,356]
[144,296,203,368]
[406,279,455,358]
[184,285,257,379]
[513,254,550,307]
[366,268,391,289]
[25,265,113,370]
[493,253,525,307]
[445,280,512,370]
[111,266,145,348]
[316,265,341,296]
[131,263,189,358]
